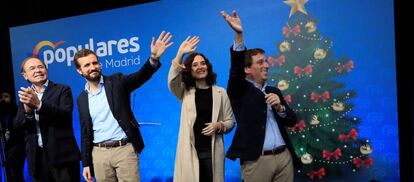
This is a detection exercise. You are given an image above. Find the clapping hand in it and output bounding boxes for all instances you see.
[18,87,40,112]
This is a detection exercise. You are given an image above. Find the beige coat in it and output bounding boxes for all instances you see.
[168,63,235,182]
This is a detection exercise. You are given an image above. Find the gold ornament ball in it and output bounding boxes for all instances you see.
[314,48,327,60]
[332,102,345,111]
[301,153,313,164]
[360,144,373,155]
[310,115,320,125]
[305,21,317,33]
[277,80,289,91]
[279,41,291,52]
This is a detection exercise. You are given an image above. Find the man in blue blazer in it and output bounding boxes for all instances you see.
[15,57,80,182]
[222,11,299,182]
[74,31,173,182]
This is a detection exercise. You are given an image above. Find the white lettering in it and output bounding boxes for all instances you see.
[117,38,129,54]
[66,46,78,66]
[105,55,141,68]
[88,38,95,51]
[43,50,54,68]
[39,36,141,67]
[129,37,140,52]
[107,40,117,56]
[55,48,66,63]
[96,42,107,57]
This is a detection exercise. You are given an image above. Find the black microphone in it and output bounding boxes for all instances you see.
[132,93,137,110]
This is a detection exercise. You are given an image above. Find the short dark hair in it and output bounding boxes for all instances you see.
[182,52,217,90]
[20,57,47,74]
[73,49,98,69]
[244,48,265,68]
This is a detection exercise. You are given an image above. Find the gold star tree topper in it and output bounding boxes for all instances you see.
[284,0,309,17]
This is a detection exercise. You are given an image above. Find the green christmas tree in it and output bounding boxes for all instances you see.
[268,0,373,179]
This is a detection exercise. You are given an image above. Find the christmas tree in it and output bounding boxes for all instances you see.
[267,0,374,180]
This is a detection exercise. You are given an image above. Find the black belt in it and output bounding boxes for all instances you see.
[262,145,286,156]
[93,138,128,148]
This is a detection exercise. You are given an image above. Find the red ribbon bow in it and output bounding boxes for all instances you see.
[282,25,301,37]
[338,128,358,142]
[310,91,330,103]
[322,148,342,160]
[289,120,306,132]
[306,168,326,180]
[337,60,354,73]
[284,95,292,104]
[294,64,313,78]
[268,55,285,67]
[353,157,374,168]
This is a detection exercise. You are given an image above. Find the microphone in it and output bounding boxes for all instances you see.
[138,122,161,126]
[132,93,137,109]
[131,92,161,126]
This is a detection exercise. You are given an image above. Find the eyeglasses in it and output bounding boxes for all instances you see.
[26,65,46,73]
[254,58,269,65]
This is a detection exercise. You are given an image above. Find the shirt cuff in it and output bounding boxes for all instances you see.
[277,105,286,118]
[36,101,42,111]
[233,40,246,51]
[149,58,159,68]
[277,112,287,118]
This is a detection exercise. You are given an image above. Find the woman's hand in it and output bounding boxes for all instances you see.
[178,36,200,56]
[202,122,225,136]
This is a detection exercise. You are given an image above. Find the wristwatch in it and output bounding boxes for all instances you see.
[24,112,34,119]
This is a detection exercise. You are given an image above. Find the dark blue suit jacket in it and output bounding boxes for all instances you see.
[77,59,160,169]
[226,47,300,167]
[14,81,80,176]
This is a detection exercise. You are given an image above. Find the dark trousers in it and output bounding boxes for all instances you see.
[197,149,213,182]
[4,144,26,182]
[33,147,80,182]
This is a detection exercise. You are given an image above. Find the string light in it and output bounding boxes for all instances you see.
[312,155,365,165]
[280,59,339,82]
[289,107,354,134]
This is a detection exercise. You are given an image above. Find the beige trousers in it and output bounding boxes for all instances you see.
[241,149,294,182]
[92,143,140,182]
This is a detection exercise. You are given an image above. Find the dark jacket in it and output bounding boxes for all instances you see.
[14,81,80,176]
[226,47,300,167]
[77,59,160,168]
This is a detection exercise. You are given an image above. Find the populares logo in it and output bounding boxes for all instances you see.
[32,37,140,68]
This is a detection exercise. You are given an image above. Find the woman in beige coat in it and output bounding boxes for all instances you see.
[168,36,235,182]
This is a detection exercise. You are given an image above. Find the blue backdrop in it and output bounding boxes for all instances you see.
[7,0,398,181]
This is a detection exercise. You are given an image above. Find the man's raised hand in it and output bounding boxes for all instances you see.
[150,31,174,61]
[221,10,243,34]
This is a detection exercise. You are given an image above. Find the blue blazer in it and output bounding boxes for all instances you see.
[77,59,160,169]
[14,81,80,176]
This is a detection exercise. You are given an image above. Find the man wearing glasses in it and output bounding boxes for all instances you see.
[14,57,80,182]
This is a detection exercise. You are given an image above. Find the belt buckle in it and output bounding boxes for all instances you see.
[99,141,113,148]
[271,148,277,154]
[96,139,127,148]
